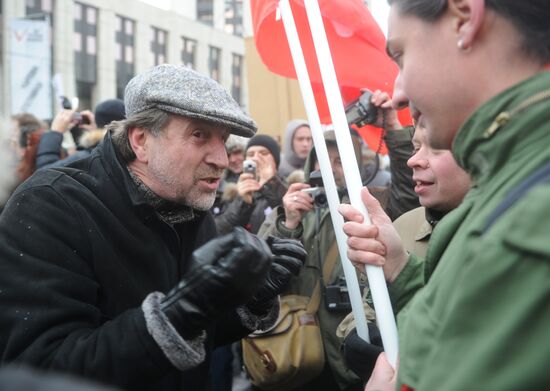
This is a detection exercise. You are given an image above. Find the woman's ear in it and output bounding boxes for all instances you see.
[448,0,485,51]
[127,126,149,163]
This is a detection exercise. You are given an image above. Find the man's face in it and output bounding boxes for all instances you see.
[293,126,313,159]
[407,125,470,211]
[227,149,244,175]
[314,144,345,188]
[387,6,476,150]
[245,145,276,174]
[145,116,229,210]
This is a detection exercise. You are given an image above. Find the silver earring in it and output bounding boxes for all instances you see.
[457,39,472,53]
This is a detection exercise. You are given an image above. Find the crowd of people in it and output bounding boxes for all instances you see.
[0,0,549,390]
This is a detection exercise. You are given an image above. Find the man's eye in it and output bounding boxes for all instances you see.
[193,130,207,139]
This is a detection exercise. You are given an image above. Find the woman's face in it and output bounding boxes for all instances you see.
[407,125,470,211]
[387,6,478,150]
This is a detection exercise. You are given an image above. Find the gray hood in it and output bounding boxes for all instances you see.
[279,119,309,177]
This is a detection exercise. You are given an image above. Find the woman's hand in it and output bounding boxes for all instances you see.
[338,187,408,282]
[364,353,397,391]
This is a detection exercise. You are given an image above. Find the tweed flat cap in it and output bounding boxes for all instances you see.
[124,64,257,137]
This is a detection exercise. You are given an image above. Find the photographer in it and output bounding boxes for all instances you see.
[36,99,125,169]
[215,134,287,235]
[257,90,419,391]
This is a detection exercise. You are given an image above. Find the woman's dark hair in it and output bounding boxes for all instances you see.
[388,0,550,63]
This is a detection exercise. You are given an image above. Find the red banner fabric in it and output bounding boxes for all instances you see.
[251,0,413,154]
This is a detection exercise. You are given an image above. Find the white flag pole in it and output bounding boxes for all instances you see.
[302,0,399,367]
[278,0,370,343]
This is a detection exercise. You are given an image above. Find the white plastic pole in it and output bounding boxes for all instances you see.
[278,0,370,343]
[302,0,398,367]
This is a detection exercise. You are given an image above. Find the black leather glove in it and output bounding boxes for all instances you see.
[160,227,273,339]
[341,324,383,383]
[247,236,307,313]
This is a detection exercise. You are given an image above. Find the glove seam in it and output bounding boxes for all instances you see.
[142,292,206,371]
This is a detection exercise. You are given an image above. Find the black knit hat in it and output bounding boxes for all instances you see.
[94,99,126,128]
[246,134,281,168]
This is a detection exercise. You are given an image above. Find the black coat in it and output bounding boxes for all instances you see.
[215,175,287,235]
[0,134,249,390]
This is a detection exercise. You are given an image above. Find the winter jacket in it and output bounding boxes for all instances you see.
[36,129,106,169]
[258,128,418,390]
[392,207,448,260]
[278,119,310,178]
[392,71,550,390]
[215,175,287,235]
[0,133,255,391]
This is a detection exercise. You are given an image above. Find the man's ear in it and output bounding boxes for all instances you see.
[127,126,149,163]
[448,0,485,50]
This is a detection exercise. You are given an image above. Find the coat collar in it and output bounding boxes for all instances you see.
[453,71,550,187]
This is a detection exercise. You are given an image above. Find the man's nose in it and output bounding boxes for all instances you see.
[207,138,229,169]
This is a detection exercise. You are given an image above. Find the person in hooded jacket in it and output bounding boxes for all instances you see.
[256,91,418,391]
[278,119,313,179]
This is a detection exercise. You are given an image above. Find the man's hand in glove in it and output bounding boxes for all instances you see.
[160,227,273,339]
[342,324,384,383]
[246,236,306,314]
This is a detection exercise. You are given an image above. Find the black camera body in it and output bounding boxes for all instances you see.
[325,277,353,312]
[345,89,379,127]
[305,170,327,208]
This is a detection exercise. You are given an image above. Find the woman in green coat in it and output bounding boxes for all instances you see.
[340,0,550,390]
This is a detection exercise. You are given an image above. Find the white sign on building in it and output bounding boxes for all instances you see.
[10,19,52,119]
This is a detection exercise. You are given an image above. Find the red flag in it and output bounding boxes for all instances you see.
[251,0,412,154]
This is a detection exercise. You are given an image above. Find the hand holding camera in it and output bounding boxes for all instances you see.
[345,89,402,131]
[282,182,314,230]
[238,160,261,204]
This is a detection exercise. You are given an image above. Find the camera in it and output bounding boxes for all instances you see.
[345,89,380,127]
[302,170,327,208]
[60,96,91,125]
[242,159,257,181]
[325,277,366,312]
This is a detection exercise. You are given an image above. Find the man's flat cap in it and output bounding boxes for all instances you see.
[124,64,257,137]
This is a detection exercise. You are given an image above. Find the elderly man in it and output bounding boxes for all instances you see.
[0,65,305,390]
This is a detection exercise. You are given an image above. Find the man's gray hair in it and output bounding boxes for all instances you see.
[109,108,171,163]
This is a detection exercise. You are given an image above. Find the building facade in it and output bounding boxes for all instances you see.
[0,0,247,133]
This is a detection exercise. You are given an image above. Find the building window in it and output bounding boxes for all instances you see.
[74,2,98,110]
[151,27,167,66]
[197,0,213,25]
[224,0,243,36]
[181,37,196,69]
[115,15,135,100]
[209,46,221,82]
[231,54,242,104]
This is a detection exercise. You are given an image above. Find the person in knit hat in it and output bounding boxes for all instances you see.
[278,119,312,179]
[216,134,287,235]
[224,134,248,184]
